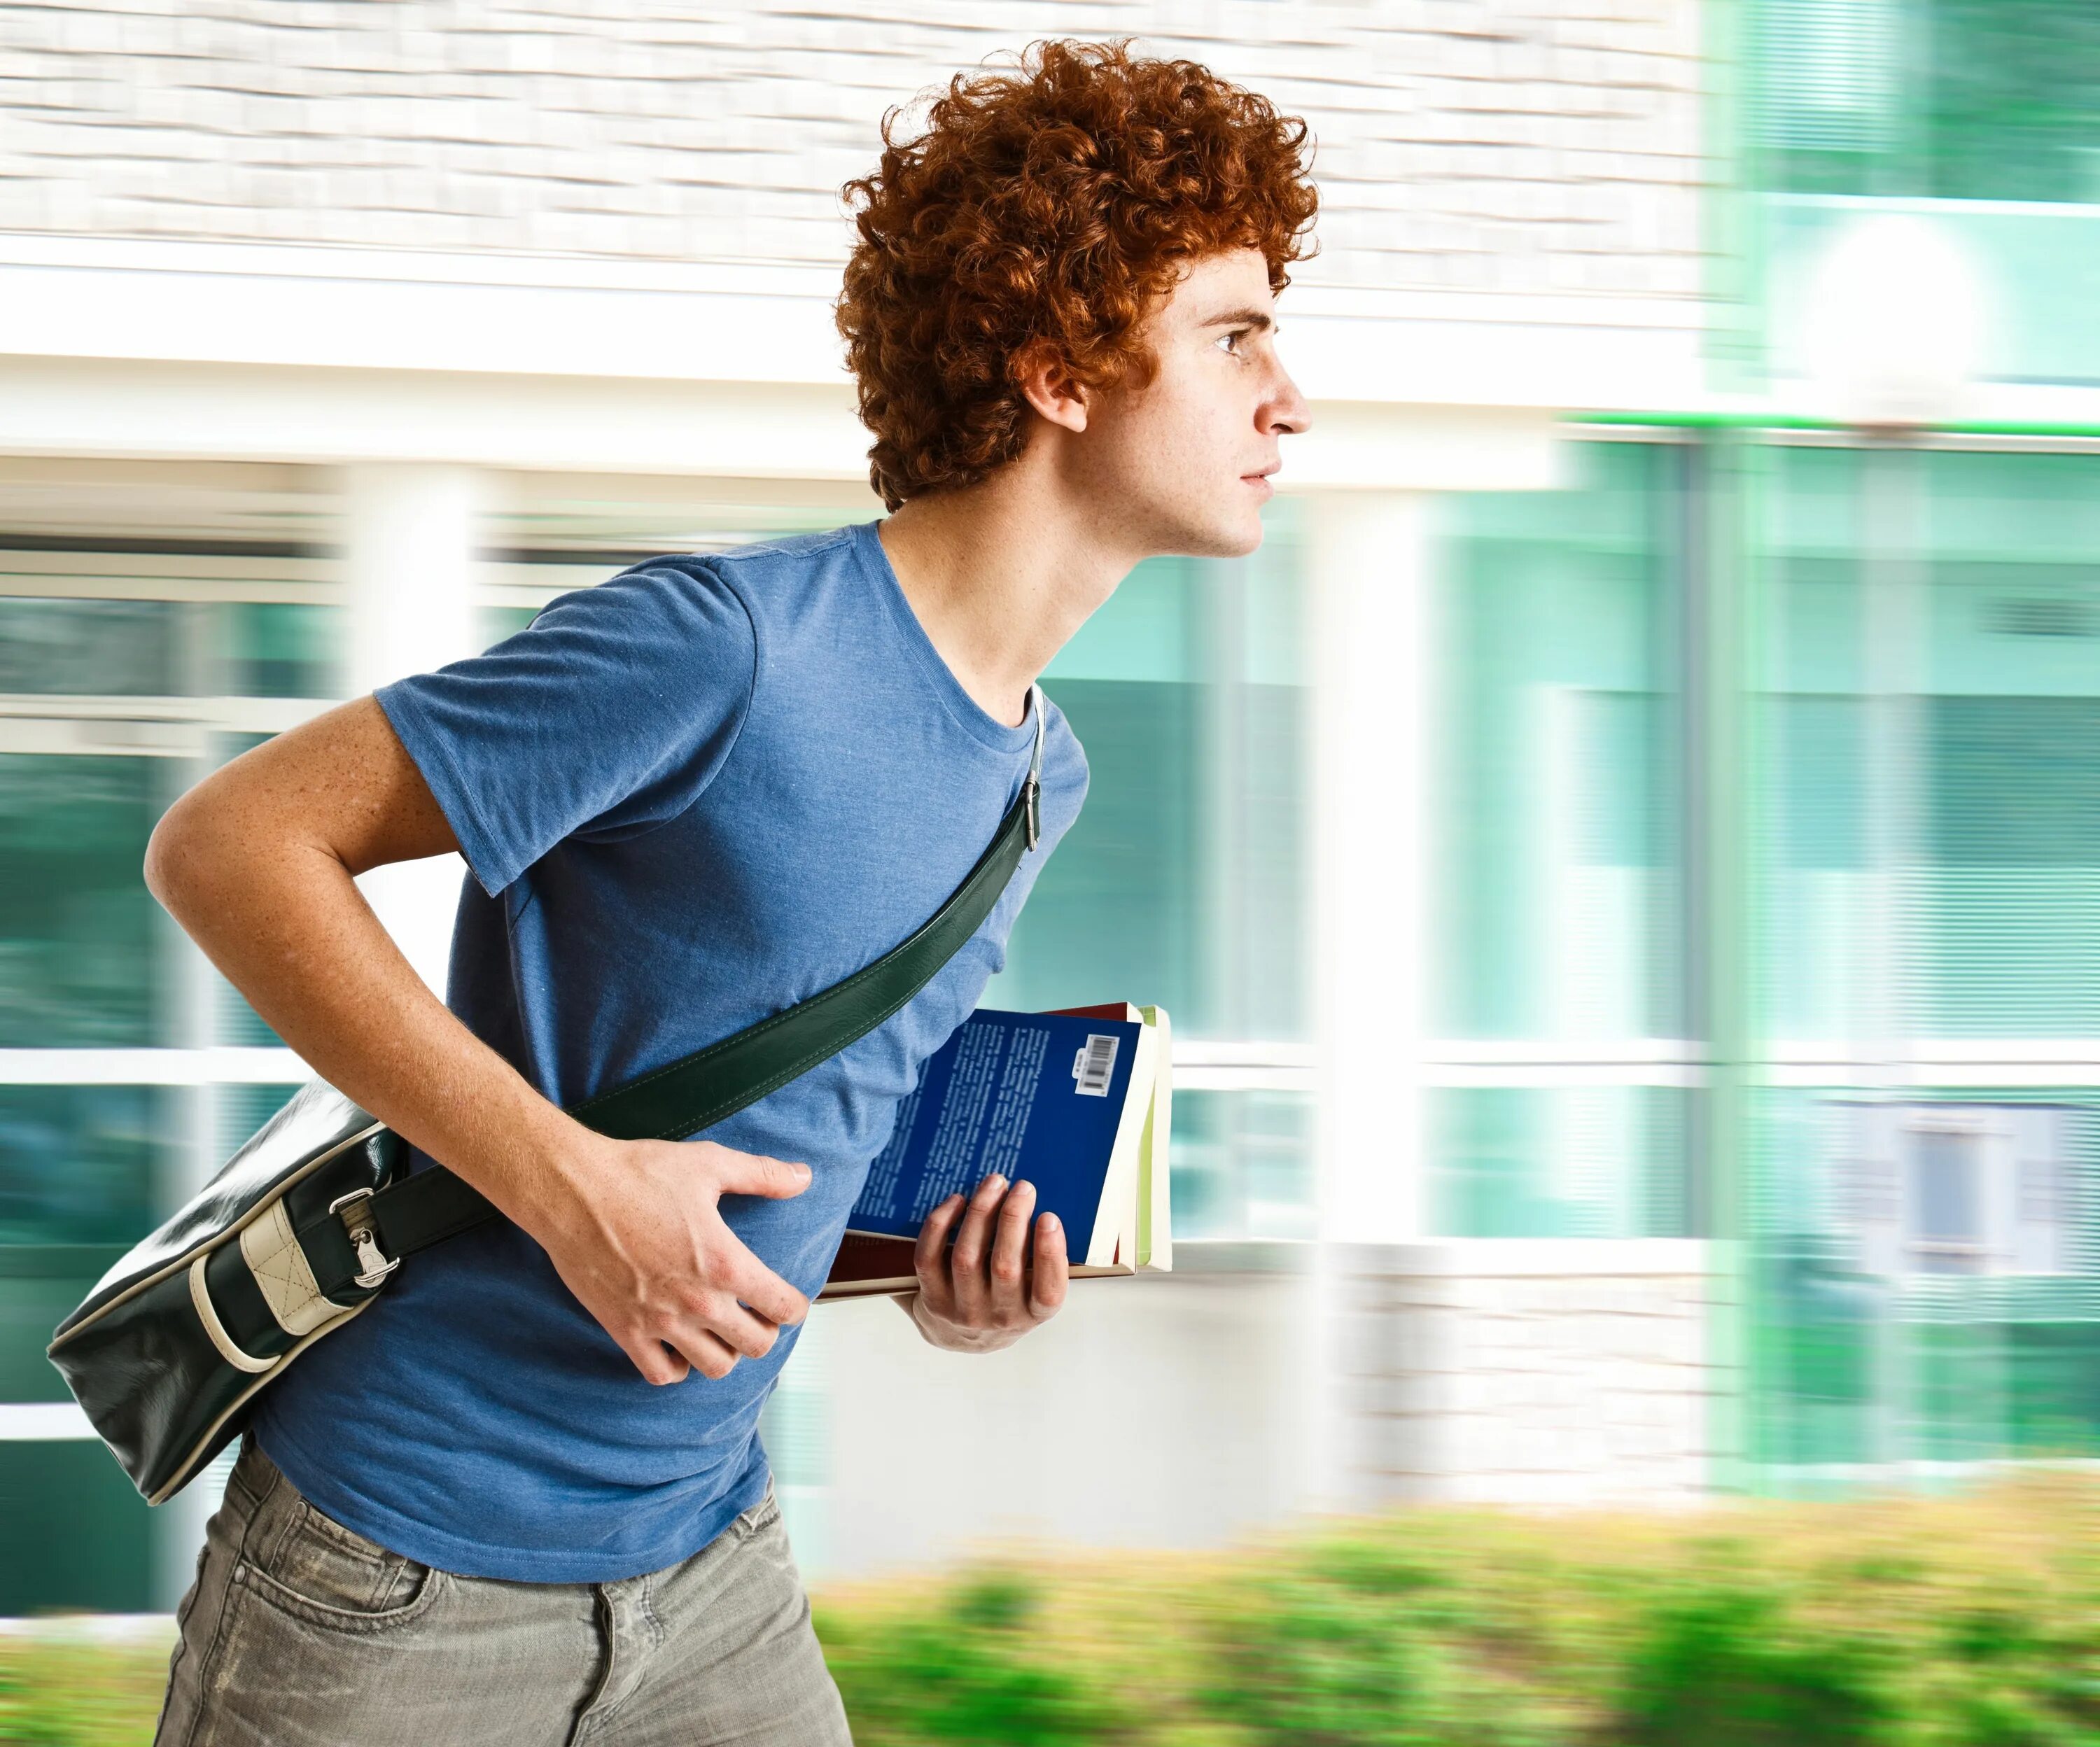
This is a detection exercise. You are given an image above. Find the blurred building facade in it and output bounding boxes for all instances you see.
[0,0,2094,1614]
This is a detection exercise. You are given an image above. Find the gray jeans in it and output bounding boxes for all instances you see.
[154,1435,854,1747]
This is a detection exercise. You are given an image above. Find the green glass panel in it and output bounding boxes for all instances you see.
[1427,440,1689,1244]
[1429,1087,1691,1240]
[1746,442,2100,1494]
[0,1439,155,1614]
[1758,447,1870,1042]
[1431,440,1684,1046]
[214,1084,302,1165]
[986,676,1202,1019]
[0,755,163,1047]
[1742,1088,1886,1482]
[0,598,342,698]
[0,1251,128,1407]
[2007,1321,2100,1457]
[0,598,183,694]
[988,527,1311,1043]
[227,602,344,699]
[1922,700,2100,1037]
[0,1086,167,1249]
[1754,0,2100,202]
[1168,1090,1315,1242]
[1042,556,1201,685]
[479,605,539,650]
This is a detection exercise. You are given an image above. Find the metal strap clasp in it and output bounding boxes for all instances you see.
[1024,680,1044,851]
[327,1188,401,1289]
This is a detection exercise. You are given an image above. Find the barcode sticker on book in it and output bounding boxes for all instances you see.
[1072,1033,1118,1097]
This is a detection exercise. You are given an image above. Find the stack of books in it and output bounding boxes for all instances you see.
[819,1003,1172,1300]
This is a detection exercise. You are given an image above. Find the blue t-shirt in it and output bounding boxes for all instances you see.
[253,517,1088,1582]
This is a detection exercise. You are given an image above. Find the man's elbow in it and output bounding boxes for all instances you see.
[143,785,212,923]
[144,776,260,929]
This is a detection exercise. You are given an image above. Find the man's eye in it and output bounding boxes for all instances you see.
[1219,329,1249,356]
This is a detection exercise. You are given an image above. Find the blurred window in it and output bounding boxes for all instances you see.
[974,507,1314,1240]
[227,603,342,698]
[1170,1091,1315,1243]
[1909,1125,1984,1268]
[0,755,164,1048]
[1751,443,2100,1485]
[0,598,342,698]
[1760,447,2100,1043]
[1429,1086,1691,1240]
[1756,0,2100,202]
[0,599,183,694]
[1427,438,1690,1240]
[0,1085,166,1248]
[1432,440,1684,1046]
[981,509,1311,1046]
[479,603,538,648]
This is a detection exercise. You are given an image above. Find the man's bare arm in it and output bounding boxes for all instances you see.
[144,695,811,1385]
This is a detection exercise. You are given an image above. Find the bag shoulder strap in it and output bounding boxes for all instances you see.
[360,684,1047,1269]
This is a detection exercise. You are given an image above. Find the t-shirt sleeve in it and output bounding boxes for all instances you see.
[374,560,757,898]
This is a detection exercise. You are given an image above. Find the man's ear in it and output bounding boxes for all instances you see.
[1013,343,1089,434]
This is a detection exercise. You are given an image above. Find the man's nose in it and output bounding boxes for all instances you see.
[1268,367,1312,436]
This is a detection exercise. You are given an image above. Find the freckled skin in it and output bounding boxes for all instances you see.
[1051,248,1310,565]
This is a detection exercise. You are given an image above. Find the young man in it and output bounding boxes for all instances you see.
[144,36,1315,1747]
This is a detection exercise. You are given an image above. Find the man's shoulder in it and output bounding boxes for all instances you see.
[601,524,872,644]
[592,524,859,608]
[702,524,860,568]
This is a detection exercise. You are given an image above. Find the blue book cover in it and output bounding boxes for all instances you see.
[850,1009,1150,1265]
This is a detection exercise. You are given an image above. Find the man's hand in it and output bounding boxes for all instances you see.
[899,1172,1068,1352]
[532,1132,814,1385]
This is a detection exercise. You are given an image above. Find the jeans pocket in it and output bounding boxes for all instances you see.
[238,1492,442,1632]
[729,1479,782,1543]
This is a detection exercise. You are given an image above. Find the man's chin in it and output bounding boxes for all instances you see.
[1216,513,1268,559]
[1160,510,1266,561]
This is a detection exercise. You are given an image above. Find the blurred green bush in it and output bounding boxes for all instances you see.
[4,1474,2095,1746]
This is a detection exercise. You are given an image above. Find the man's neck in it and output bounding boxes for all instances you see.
[874,462,1134,729]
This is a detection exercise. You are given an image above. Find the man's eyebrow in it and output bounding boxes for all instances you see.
[1199,307,1279,334]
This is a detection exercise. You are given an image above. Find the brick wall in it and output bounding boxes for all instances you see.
[1334,1240,1714,1506]
[0,1,1705,303]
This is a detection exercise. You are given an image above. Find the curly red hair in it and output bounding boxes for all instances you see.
[835,38,1320,511]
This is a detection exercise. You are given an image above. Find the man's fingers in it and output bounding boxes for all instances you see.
[625,1335,690,1386]
[988,1179,1035,1299]
[949,1172,1006,1276]
[914,1193,963,1275]
[1029,1211,1069,1319]
[710,1149,814,1201]
[913,1193,963,1319]
[720,1240,811,1328]
[666,1328,740,1382]
[704,1296,784,1361]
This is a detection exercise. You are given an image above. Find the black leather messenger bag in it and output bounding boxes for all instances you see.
[48,689,1044,1506]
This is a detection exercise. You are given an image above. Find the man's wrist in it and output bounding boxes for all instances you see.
[901,1291,955,1348]
[433,1095,601,1244]
[899,1290,1015,1354]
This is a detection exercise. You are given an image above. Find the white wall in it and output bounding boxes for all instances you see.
[799,1248,1324,1578]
